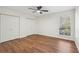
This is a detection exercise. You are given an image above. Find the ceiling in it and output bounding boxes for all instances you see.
[1,6,75,17]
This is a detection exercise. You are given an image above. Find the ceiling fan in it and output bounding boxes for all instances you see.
[28,6,48,14]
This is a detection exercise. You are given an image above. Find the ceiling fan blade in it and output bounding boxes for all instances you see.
[28,8,37,10]
[41,10,48,12]
[33,10,36,13]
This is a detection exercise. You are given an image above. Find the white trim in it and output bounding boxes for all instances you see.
[74,39,79,52]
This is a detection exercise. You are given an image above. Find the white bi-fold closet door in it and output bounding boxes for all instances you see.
[0,14,20,42]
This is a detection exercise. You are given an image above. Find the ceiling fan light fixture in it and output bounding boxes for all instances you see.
[37,10,40,13]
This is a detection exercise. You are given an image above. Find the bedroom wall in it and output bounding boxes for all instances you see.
[0,7,36,42]
[36,10,75,40]
[75,7,79,51]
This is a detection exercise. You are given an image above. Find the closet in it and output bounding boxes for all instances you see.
[0,14,20,42]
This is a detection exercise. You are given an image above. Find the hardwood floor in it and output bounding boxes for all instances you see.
[0,34,78,53]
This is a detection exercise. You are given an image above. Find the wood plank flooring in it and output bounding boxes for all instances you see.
[0,34,78,53]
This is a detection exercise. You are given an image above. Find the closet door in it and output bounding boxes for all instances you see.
[0,15,19,42]
[20,17,35,38]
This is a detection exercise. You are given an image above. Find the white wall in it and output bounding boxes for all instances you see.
[36,10,75,40]
[0,7,34,18]
[75,7,79,51]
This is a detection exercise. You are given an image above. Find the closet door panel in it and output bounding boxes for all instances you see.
[20,17,35,37]
[1,15,19,42]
